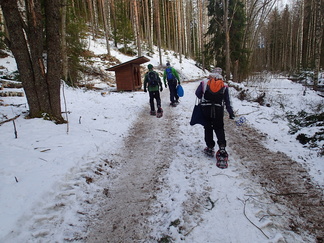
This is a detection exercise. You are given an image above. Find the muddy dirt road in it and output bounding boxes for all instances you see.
[85,90,323,242]
[86,98,179,242]
[227,122,323,242]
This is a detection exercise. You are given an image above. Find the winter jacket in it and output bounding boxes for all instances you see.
[163,67,180,86]
[144,71,163,92]
[195,79,234,118]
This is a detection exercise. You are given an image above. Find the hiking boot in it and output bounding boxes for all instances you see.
[170,102,177,107]
[157,108,163,118]
[204,147,215,157]
[150,110,156,116]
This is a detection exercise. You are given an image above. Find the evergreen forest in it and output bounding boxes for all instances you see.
[0,0,323,121]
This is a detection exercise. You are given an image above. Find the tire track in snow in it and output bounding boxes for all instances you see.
[86,91,179,242]
[225,120,324,242]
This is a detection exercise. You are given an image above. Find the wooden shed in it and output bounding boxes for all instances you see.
[107,56,150,91]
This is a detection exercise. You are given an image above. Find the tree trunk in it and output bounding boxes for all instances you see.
[101,0,111,56]
[223,0,231,80]
[313,0,322,88]
[198,0,204,70]
[45,0,63,121]
[182,1,188,57]
[133,0,141,56]
[150,0,154,50]
[298,0,304,70]
[177,0,182,63]
[61,0,68,81]
[155,0,162,65]
[1,0,64,123]
[87,0,95,38]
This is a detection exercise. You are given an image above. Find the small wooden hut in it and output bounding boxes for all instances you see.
[107,56,150,91]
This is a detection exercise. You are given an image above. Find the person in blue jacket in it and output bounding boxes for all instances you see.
[163,62,181,107]
[195,72,235,156]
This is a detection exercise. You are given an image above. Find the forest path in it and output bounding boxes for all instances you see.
[86,84,323,242]
[86,91,179,242]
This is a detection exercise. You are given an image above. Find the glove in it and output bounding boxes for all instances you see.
[178,81,180,85]
[229,114,235,120]
[165,84,167,88]
[160,87,163,92]
[144,88,147,92]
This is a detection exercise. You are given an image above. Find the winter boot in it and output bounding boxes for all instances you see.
[156,107,163,118]
[204,147,215,157]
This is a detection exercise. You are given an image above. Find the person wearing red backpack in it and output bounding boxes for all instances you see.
[195,72,235,167]
[163,62,181,107]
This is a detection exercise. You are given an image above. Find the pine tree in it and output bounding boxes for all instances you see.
[205,0,247,81]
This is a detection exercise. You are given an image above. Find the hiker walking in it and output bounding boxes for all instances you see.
[144,64,163,117]
[195,72,235,158]
[163,62,180,107]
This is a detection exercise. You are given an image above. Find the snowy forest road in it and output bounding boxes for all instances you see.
[226,122,324,242]
[86,91,180,242]
[85,87,323,242]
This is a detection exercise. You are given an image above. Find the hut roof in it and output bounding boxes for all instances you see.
[106,56,150,71]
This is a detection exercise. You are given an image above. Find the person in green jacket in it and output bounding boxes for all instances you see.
[144,64,163,116]
[163,62,181,107]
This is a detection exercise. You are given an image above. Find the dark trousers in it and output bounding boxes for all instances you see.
[168,80,179,103]
[202,105,226,149]
[149,91,161,111]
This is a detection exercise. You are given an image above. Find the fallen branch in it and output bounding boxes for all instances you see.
[40,149,51,152]
[206,197,218,210]
[265,187,307,196]
[13,120,17,138]
[184,219,203,236]
[0,103,26,107]
[244,194,274,205]
[184,224,199,236]
[259,213,284,222]
[238,198,269,239]
[235,110,259,116]
[0,114,20,126]
[95,129,108,132]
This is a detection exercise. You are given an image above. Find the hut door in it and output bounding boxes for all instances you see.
[134,66,141,88]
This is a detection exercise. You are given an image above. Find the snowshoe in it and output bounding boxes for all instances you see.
[216,149,228,169]
[203,147,215,157]
[150,110,156,116]
[156,108,163,118]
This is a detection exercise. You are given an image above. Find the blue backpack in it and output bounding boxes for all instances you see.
[166,67,175,81]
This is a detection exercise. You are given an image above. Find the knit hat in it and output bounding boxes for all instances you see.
[212,67,222,74]
[148,64,153,70]
[166,62,170,66]
[208,73,223,80]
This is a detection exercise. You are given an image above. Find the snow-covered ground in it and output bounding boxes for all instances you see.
[0,39,323,242]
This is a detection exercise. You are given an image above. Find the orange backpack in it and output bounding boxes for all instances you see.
[204,78,225,103]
